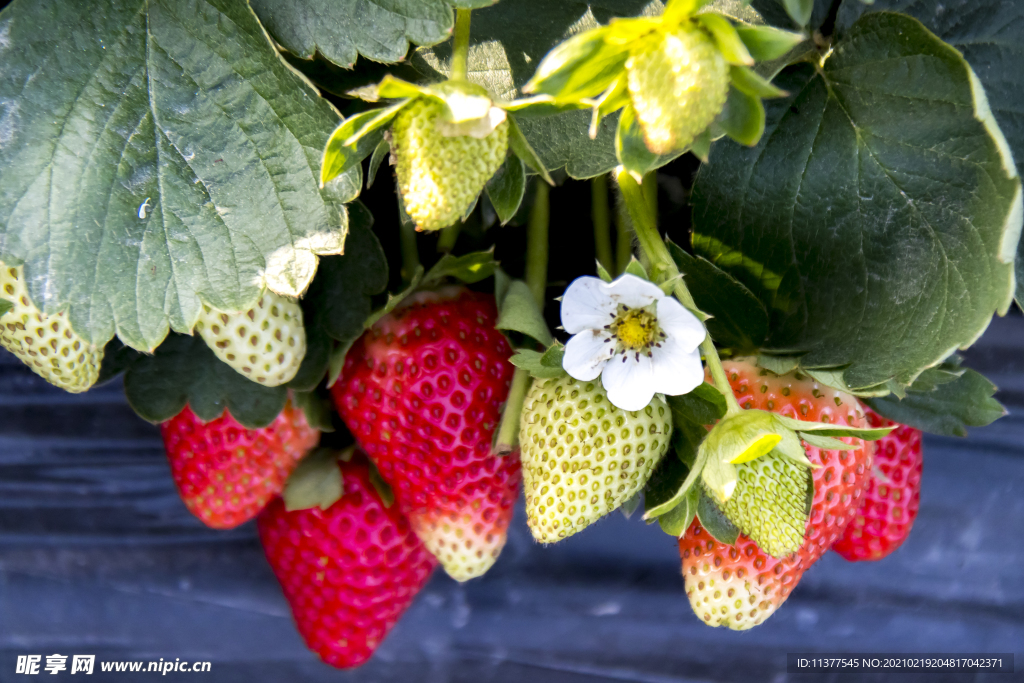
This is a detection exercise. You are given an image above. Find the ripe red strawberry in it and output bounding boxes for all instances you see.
[680,358,874,629]
[332,287,521,581]
[258,457,436,669]
[832,408,922,561]
[160,403,319,529]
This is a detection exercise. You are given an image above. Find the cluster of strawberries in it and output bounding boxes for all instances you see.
[157,287,923,668]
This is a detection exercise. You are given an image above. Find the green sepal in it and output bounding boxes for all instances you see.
[781,0,814,27]
[596,260,614,282]
[695,489,739,545]
[366,138,390,189]
[495,279,554,347]
[757,354,801,376]
[320,100,409,186]
[773,414,894,440]
[327,337,357,388]
[423,250,499,287]
[658,487,699,537]
[735,25,805,62]
[623,257,649,280]
[367,461,395,508]
[283,448,344,512]
[798,432,858,451]
[689,129,712,163]
[292,389,336,433]
[644,423,708,519]
[508,115,555,185]
[772,425,816,468]
[616,104,661,180]
[510,342,566,379]
[663,0,714,24]
[375,75,427,101]
[699,409,787,469]
[805,367,890,397]
[729,65,786,98]
[716,85,765,146]
[620,492,643,519]
[588,75,630,139]
[696,13,753,66]
[486,155,527,225]
[701,453,738,503]
[0,299,13,318]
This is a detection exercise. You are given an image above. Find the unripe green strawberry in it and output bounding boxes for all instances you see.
[713,450,810,558]
[194,291,305,387]
[0,262,103,393]
[520,375,672,543]
[391,95,509,232]
[626,24,729,155]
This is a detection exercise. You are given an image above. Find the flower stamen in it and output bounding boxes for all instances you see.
[612,307,658,351]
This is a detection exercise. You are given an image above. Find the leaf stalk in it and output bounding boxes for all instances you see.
[451,10,472,81]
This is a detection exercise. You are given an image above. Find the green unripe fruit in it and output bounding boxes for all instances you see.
[0,263,103,393]
[194,290,305,387]
[392,96,509,232]
[626,24,729,155]
[520,375,672,543]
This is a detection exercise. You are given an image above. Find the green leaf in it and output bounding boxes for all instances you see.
[667,241,768,350]
[865,367,1006,437]
[422,250,499,286]
[495,280,554,346]
[667,383,727,428]
[735,25,805,61]
[692,12,1022,391]
[283,449,343,512]
[507,116,555,185]
[836,0,1024,312]
[486,155,527,224]
[757,354,800,376]
[695,489,740,545]
[302,203,389,344]
[124,333,287,429]
[250,0,458,67]
[781,0,814,26]
[0,0,356,352]
[320,101,409,186]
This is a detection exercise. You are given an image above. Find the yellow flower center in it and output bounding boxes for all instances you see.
[614,309,657,350]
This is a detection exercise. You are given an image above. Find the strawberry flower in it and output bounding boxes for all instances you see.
[560,274,706,411]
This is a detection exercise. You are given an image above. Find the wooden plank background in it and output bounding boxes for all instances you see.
[1,314,1022,682]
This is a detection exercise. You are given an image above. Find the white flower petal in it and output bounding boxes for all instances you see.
[561,277,618,334]
[656,297,706,352]
[563,330,614,381]
[605,273,665,309]
[650,337,705,397]
[601,350,656,412]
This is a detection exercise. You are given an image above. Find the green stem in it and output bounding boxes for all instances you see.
[494,181,550,455]
[437,222,460,253]
[591,175,613,274]
[525,182,550,306]
[451,9,472,81]
[614,167,741,414]
[614,181,633,276]
[399,203,420,286]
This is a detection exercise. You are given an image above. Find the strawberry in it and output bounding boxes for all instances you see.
[626,24,729,155]
[520,374,672,543]
[832,408,923,561]
[258,456,436,669]
[331,287,520,581]
[0,262,103,393]
[194,290,306,387]
[160,402,319,529]
[391,92,509,232]
[680,358,873,629]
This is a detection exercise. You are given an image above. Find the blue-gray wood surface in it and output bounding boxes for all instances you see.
[1,315,1022,683]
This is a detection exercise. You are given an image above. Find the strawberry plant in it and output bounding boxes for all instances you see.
[0,0,1020,670]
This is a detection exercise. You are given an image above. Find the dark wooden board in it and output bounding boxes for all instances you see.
[1,315,1022,682]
